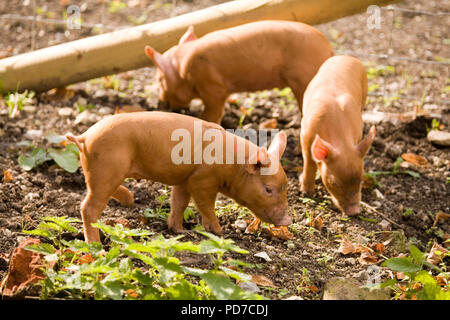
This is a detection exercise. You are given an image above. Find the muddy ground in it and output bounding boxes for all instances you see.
[0,0,449,299]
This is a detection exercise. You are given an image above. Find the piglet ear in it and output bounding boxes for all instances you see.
[145,45,176,82]
[311,134,333,162]
[356,125,376,157]
[268,130,287,160]
[178,26,197,45]
[246,147,270,174]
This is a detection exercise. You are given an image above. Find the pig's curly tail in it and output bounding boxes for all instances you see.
[65,132,86,154]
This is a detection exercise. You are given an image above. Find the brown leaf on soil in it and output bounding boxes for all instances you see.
[125,288,139,298]
[433,211,450,227]
[259,119,277,129]
[78,253,95,265]
[338,236,358,255]
[358,248,379,265]
[104,217,131,228]
[307,285,319,293]
[251,275,277,288]
[401,153,428,167]
[244,218,261,234]
[312,216,323,231]
[267,225,293,240]
[396,272,407,280]
[46,87,75,101]
[373,242,386,254]
[114,105,145,114]
[436,275,448,287]
[2,169,13,183]
[426,242,449,265]
[362,174,376,189]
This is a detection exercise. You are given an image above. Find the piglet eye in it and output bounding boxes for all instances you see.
[265,185,273,195]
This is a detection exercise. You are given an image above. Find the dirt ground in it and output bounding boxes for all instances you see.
[0,0,449,299]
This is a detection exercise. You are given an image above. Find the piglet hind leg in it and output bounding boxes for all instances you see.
[168,184,191,233]
[81,171,129,242]
[80,190,110,243]
[111,185,134,206]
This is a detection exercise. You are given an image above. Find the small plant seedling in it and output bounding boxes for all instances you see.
[378,245,449,300]
[402,207,414,218]
[108,0,126,13]
[365,157,420,187]
[17,133,80,173]
[5,89,35,118]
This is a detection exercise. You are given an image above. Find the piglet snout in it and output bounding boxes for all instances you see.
[344,204,361,216]
[273,211,292,226]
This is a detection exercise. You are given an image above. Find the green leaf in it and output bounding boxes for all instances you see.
[22,228,55,239]
[48,147,79,173]
[382,257,421,273]
[404,170,420,178]
[45,131,66,144]
[94,281,124,300]
[219,266,252,282]
[65,143,80,157]
[165,278,202,300]
[24,243,56,255]
[200,271,240,300]
[152,257,182,285]
[409,244,426,264]
[18,154,36,171]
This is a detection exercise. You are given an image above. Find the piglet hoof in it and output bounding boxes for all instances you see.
[299,176,314,195]
[168,224,185,234]
[203,222,222,236]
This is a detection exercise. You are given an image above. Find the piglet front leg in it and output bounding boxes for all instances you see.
[168,184,191,233]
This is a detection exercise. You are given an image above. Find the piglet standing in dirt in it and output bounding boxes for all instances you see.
[300,55,376,216]
[145,20,333,123]
[66,112,291,243]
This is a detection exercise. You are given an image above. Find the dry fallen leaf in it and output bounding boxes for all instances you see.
[268,225,293,240]
[125,289,139,298]
[436,275,448,287]
[245,218,261,234]
[312,216,323,231]
[338,236,358,255]
[251,275,277,288]
[401,153,428,167]
[433,211,450,227]
[426,242,448,265]
[259,119,277,129]
[78,253,95,265]
[46,87,75,102]
[358,247,379,265]
[373,242,386,254]
[2,169,13,183]
[105,218,131,228]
